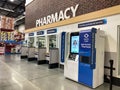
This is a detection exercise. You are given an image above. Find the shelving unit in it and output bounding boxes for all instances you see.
[0,16,24,54]
[0,28,24,54]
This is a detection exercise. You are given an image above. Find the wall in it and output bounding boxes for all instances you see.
[25,14,120,77]
[25,0,120,29]
[56,14,120,77]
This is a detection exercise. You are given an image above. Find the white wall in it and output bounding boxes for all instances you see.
[56,14,120,77]
[25,14,120,77]
[57,14,120,52]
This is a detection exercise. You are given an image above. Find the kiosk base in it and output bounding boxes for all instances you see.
[28,57,37,61]
[37,60,48,65]
[48,63,59,69]
[104,75,120,86]
[21,55,28,59]
[60,64,64,69]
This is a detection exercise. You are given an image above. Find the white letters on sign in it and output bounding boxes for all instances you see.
[36,4,79,27]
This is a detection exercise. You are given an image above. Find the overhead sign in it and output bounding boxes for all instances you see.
[29,33,34,36]
[78,19,107,28]
[47,29,57,34]
[37,31,44,35]
[36,4,79,27]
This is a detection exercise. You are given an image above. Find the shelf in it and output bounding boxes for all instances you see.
[0,28,14,32]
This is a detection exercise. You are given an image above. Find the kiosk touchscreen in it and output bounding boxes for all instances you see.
[64,32,79,81]
[69,32,79,60]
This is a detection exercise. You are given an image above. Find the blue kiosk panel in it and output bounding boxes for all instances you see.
[78,28,96,87]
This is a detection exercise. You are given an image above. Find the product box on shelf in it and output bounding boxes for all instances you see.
[0,16,14,30]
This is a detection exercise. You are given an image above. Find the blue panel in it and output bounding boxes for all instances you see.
[79,28,96,69]
[79,30,92,57]
[61,32,66,63]
[37,31,44,35]
[78,19,107,28]
[78,63,93,87]
[90,28,97,69]
[29,33,34,36]
[4,40,23,44]
[47,29,57,34]
[78,28,97,87]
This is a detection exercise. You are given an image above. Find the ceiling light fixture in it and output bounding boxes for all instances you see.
[10,0,15,2]
[0,7,14,12]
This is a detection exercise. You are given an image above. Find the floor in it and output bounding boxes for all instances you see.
[0,55,120,90]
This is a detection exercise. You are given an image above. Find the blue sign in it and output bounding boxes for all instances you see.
[4,40,23,44]
[47,29,57,34]
[61,32,66,63]
[80,31,91,49]
[79,28,96,69]
[79,30,92,57]
[29,33,34,36]
[78,28,97,87]
[78,19,107,28]
[37,31,44,35]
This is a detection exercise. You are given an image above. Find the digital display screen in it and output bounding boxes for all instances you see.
[70,36,79,54]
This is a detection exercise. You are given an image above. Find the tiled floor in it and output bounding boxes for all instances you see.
[0,54,120,90]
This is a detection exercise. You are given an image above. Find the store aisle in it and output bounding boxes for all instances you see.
[0,56,40,90]
[0,55,120,90]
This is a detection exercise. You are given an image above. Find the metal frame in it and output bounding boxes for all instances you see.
[0,0,25,18]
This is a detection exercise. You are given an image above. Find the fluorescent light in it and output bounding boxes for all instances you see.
[15,16,25,22]
[0,7,14,12]
[10,0,15,2]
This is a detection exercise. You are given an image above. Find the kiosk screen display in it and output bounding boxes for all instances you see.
[70,36,79,54]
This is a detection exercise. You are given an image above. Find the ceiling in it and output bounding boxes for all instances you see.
[0,0,25,27]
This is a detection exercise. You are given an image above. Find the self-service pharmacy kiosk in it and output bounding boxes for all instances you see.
[64,32,79,81]
[78,28,105,88]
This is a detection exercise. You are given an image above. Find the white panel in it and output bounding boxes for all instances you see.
[25,0,34,6]
[64,60,78,82]
[28,48,35,58]
[93,30,105,88]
